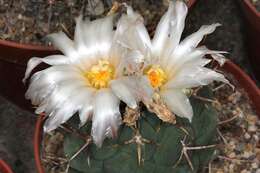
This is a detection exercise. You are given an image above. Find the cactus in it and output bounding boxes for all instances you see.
[63,87,217,173]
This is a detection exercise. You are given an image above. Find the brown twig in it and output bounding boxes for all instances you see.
[186,144,216,150]
[69,139,91,161]
[212,84,226,92]
[65,137,92,173]
[59,124,90,141]
[193,95,219,104]
[60,23,72,38]
[218,113,239,125]
[216,128,228,145]
[173,136,217,171]
[217,155,255,163]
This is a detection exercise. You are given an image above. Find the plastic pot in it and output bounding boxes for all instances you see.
[0,160,14,173]
[33,60,260,173]
[238,0,260,81]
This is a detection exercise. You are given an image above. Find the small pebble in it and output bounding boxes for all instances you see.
[241,170,250,173]
[229,164,235,171]
[253,134,259,141]
[243,151,253,158]
[248,125,257,132]
[228,152,236,158]
[18,14,23,20]
[252,162,258,169]
[216,171,224,173]
[244,133,251,140]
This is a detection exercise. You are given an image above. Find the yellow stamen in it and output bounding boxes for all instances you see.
[85,60,115,89]
[144,65,167,88]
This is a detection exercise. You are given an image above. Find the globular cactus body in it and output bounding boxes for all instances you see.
[64,88,217,173]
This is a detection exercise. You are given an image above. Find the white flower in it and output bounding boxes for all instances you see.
[118,1,232,122]
[23,15,152,147]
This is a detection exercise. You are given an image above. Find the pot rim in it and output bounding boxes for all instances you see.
[188,0,197,9]
[34,114,45,173]
[0,39,55,51]
[0,160,14,173]
[33,60,260,173]
[0,0,196,52]
[244,0,260,17]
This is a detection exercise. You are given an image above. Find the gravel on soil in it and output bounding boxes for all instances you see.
[209,74,260,173]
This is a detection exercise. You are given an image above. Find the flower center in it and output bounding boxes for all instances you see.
[144,65,167,88]
[85,60,115,89]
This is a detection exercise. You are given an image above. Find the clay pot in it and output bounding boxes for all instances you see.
[0,160,14,173]
[33,60,260,173]
[238,0,260,81]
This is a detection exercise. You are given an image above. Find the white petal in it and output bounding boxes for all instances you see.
[25,65,86,105]
[211,53,227,66]
[185,58,212,67]
[110,78,137,109]
[167,1,188,54]
[174,23,221,56]
[35,79,87,115]
[137,76,154,103]
[74,15,86,50]
[91,89,121,147]
[44,87,95,132]
[113,76,153,103]
[72,87,95,126]
[152,2,174,57]
[44,106,75,133]
[180,46,226,62]
[164,66,232,89]
[161,89,193,122]
[79,103,93,127]
[79,16,114,59]
[64,87,95,127]
[166,46,226,74]
[123,50,145,74]
[115,5,151,56]
[48,32,76,57]
[112,6,153,75]
[23,55,69,83]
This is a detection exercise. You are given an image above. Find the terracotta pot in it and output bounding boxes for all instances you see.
[238,0,260,81]
[0,160,14,173]
[33,60,260,173]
